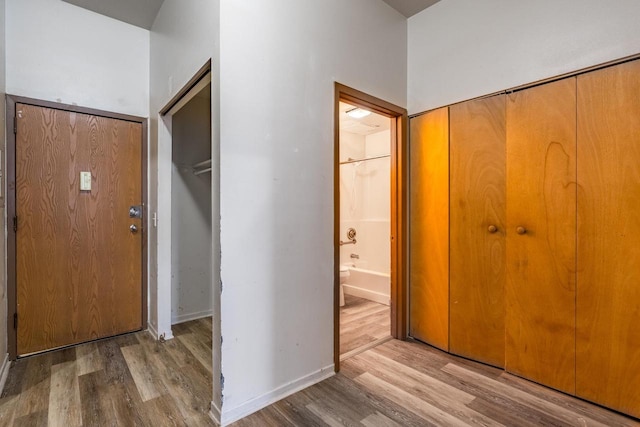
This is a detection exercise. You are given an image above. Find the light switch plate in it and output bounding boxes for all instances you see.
[80,171,92,191]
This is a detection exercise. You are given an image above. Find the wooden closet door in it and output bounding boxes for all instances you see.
[449,95,506,368]
[505,78,576,395]
[16,104,143,355]
[409,107,449,351]
[576,60,640,417]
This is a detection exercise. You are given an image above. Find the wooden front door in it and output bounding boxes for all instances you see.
[15,103,143,356]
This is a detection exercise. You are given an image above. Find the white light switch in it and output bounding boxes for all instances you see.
[80,171,92,191]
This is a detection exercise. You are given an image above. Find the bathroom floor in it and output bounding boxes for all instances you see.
[340,294,391,359]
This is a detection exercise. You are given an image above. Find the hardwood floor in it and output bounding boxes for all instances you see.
[340,295,390,358]
[234,339,639,426]
[0,318,213,426]
[1,315,637,426]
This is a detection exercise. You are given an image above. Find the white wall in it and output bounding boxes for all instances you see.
[218,0,406,423]
[149,0,221,417]
[6,0,149,117]
[408,0,640,114]
[171,94,212,325]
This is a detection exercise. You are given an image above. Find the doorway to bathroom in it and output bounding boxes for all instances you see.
[334,84,408,370]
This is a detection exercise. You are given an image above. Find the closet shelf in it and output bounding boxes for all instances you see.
[193,159,212,175]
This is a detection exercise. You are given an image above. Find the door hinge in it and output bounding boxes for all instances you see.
[13,116,17,134]
[13,313,17,330]
[13,216,17,232]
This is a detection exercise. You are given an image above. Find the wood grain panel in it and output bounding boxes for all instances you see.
[88,116,143,336]
[505,78,577,395]
[576,59,640,418]
[16,104,142,355]
[16,104,84,354]
[409,107,449,351]
[449,95,506,368]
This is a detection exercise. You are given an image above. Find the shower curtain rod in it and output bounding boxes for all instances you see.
[339,154,390,165]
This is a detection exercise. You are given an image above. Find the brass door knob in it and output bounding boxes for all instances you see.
[516,226,526,235]
[488,225,498,233]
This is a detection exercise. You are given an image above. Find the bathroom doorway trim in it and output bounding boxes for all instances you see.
[334,83,408,371]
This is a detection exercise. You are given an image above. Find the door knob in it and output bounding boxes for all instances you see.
[516,226,526,235]
[488,225,498,233]
[130,224,138,234]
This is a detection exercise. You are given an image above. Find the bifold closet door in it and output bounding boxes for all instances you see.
[409,107,449,351]
[577,59,640,417]
[449,95,506,367]
[505,78,577,395]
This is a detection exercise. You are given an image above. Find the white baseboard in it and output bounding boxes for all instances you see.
[209,400,222,426]
[172,309,213,325]
[147,323,174,341]
[343,285,390,306]
[0,353,10,396]
[219,364,335,426]
[147,322,159,340]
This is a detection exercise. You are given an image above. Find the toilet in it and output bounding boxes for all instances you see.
[339,265,350,307]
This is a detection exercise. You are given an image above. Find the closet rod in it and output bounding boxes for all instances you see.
[340,154,390,165]
[193,159,212,168]
[193,167,212,176]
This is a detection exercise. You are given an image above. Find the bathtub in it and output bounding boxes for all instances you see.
[342,267,390,306]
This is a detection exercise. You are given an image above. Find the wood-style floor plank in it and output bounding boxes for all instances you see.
[352,352,502,426]
[0,395,18,426]
[78,370,113,426]
[97,339,151,426]
[48,361,81,427]
[361,412,402,427]
[442,363,610,427]
[14,409,48,426]
[13,353,52,418]
[138,334,210,420]
[176,333,213,375]
[121,344,166,402]
[356,371,471,426]
[340,295,390,356]
[144,394,189,427]
[76,342,104,377]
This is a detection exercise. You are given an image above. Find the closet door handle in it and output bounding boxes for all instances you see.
[488,225,498,233]
[516,226,527,235]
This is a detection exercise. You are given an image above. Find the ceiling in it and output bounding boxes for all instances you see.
[62,0,439,30]
[61,0,165,30]
[339,102,390,136]
[381,0,440,18]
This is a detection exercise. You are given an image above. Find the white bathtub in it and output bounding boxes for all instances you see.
[343,267,390,306]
